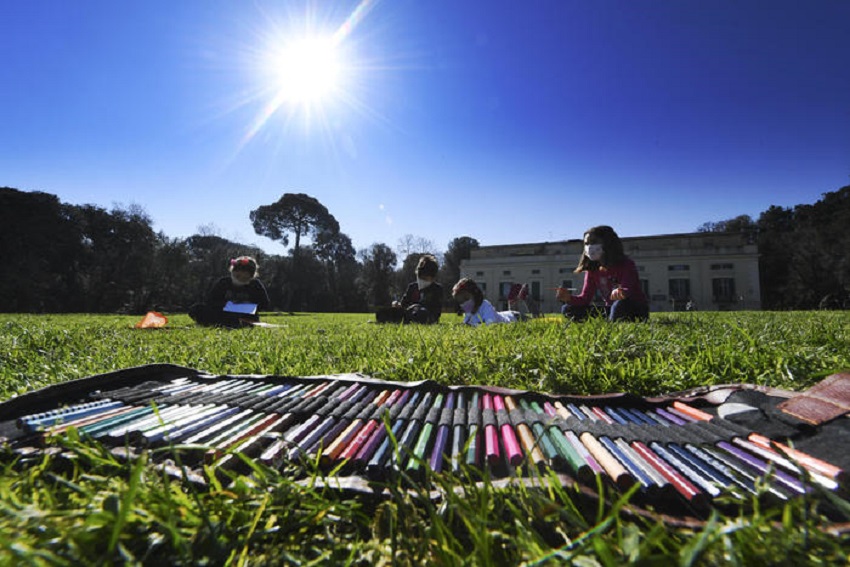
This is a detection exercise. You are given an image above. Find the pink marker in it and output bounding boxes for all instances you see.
[493,395,523,466]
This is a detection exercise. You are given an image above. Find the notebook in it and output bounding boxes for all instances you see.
[223,301,258,315]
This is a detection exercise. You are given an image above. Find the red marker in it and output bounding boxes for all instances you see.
[482,394,501,465]
[338,389,399,462]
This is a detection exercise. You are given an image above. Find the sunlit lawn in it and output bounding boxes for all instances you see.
[1,311,849,565]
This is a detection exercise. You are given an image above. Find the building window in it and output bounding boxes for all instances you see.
[668,278,690,301]
[531,281,541,301]
[476,271,484,277]
[499,282,513,300]
[712,278,736,302]
[480,282,487,293]
[668,265,690,272]
[502,270,511,276]
[561,279,573,290]
[640,279,649,297]
[710,263,734,270]
[531,269,540,275]
[558,268,571,274]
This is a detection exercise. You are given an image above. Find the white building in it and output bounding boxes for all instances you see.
[458,232,761,313]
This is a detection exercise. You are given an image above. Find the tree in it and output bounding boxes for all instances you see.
[251,193,341,312]
[789,186,850,308]
[441,236,480,289]
[757,206,796,309]
[714,186,850,309]
[357,243,397,307]
[0,187,82,312]
[396,234,437,259]
[278,248,329,311]
[147,235,193,310]
[250,193,340,254]
[69,203,160,313]
[396,253,425,294]
[314,230,363,311]
[697,214,757,234]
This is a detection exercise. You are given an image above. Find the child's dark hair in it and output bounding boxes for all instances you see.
[416,254,439,278]
[575,225,626,272]
[452,278,484,310]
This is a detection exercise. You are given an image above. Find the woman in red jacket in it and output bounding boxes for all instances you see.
[555,225,649,322]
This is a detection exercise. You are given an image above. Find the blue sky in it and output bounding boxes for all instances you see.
[2,1,848,257]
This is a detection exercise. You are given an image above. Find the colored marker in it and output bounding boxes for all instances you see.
[553,402,633,490]
[429,392,455,472]
[337,389,399,464]
[493,395,523,467]
[542,400,602,479]
[482,394,501,466]
[408,393,444,473]
[505,396,546,469]
[320,388,388,465]
[353,389,411,468]
[465,391,481,468]
[299,387,376,459]
[450,391,467,473]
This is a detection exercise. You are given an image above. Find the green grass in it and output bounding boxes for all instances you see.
[1,311,849,565]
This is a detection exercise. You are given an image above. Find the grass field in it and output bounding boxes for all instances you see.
[1,311,849,565]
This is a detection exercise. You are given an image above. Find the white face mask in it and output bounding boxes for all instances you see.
[417,278,432,290]
[460,298,475,313]
[585,244,604,262]
[231,272,251,286]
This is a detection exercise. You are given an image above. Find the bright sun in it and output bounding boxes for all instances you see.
[239,0,378,144]
[270,36,343,104]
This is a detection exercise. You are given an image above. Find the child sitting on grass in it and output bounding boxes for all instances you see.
[189,256,271,328]
[507,283,542,318]
[555,225,649,322]
[376,254,443,324]
[452,278,522,326]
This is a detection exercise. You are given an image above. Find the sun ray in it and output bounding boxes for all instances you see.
[332,0,379,45]
[236,0,381,149]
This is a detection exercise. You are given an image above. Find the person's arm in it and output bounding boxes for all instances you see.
[610,260,642,302]
[421,284,443,322]
[251,280,271,311]
[206,277,230,308]
[478,301,501,324]
[567,272,595,306]
[399,283,417,308]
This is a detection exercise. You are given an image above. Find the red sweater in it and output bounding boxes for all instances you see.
[569,258,648,307]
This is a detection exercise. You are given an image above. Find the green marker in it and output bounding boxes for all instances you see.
[408,393,444,473]
[519,398,558,461]
[465,391,481,467]
[530,400,588,479]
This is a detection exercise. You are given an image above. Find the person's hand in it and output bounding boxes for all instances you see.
[555,287,571,303]
[610,286,626,301]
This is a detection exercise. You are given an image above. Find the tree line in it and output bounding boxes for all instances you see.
[1,184,848,314]
[698,184,850,310]
[0,187,478,314]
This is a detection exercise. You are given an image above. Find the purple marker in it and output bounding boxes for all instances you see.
[717,441,807,495]
[429,392,455,472]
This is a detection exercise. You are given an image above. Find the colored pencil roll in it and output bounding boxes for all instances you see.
[10,373,845,509]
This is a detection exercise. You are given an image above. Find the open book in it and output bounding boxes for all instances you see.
[223,301,258,315]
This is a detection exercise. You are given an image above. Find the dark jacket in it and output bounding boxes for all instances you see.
[207,277,271,311]
[400,282,443,324]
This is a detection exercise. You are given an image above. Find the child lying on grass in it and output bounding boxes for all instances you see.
[452,278,522,326]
